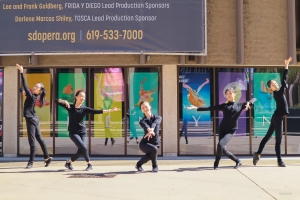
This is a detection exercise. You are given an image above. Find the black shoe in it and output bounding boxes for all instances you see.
[152,167,158,173]
[44,157,53,167]
[111,140,115,146]
[253,152,260,166]
[136,140,139,144]
[135,165,144,172]
[213,161,219,170]
[85,163,93,171]
[26,162,33,169]
[278,162,286,167]
[65,161,74,170]
[186,140,188,144]
[234,161,242,169]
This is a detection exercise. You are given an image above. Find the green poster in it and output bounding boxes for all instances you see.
[129,72,159,137]
[93,69,123,138]
[253,73,280,137]
[57,72,86,137]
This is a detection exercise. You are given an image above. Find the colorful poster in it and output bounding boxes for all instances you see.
[93,68,124,138]
[22,74,51,137]
[180,72,211,138]
[57,72,86,137]
[129,72,159,137]
[253,73,280,136]
[0,70,2,142]
[218,72,248,135]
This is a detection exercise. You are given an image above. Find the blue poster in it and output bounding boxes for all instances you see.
[180,73,211,138]
[129,72,159,137]
[253,73,280,136]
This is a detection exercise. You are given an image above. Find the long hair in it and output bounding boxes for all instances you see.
[38,82,46,108]
[74,90,85,104]
[267,80,273,88]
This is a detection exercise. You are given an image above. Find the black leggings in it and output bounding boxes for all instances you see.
[69,133,90,162]
[137,140,158,168]
[26,117,49,162]
[257,114,283,163]
[215,129,239,165]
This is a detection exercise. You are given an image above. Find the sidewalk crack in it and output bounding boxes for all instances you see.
[237,169,277,200]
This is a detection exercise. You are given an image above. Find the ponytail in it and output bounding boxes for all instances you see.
[38,82,46,108]
[39,90,46,108]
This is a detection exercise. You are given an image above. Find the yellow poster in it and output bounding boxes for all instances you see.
[22,73,51,137]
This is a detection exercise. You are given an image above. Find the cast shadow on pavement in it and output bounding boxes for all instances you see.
[0,165,285,174]
[0,169,72,173]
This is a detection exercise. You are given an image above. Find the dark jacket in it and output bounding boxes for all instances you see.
[20,73,38,118]
[139,114,162,146]
[56,99,103,134]
[197,98,256,131]
[273,69,289,115]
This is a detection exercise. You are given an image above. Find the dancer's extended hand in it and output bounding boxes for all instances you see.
[16,64,23,73]
[244,102,251,111]
[59,99,70,108]
[144,128,155,141]
[144,132,153,141]
[285,57,292,65]
[64,101,71,108]
[285,57,292,69]
[111,107,121,112]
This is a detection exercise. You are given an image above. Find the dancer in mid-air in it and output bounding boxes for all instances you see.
[183,78,209,108]
[135,101,162,173]
[135,78,157,107]
[56,90,120,171]
[189,88,256,169]
[253,57,292,167]
[16,64,52,169]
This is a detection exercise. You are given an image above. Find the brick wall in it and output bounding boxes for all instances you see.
[244,0,288,65]
[205,0,237,64]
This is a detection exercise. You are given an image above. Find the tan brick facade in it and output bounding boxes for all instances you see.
[244,0,288,65]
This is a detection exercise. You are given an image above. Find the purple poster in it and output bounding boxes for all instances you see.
[218,72,248,135]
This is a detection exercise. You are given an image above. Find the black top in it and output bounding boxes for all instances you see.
[197,98,256,131]
[20,73,38,118]
[56,100,103,134]
[273,69,289,115]
[139,114,162,146]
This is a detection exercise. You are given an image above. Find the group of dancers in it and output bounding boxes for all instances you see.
[15,57,292,172]
[16,63,160,172]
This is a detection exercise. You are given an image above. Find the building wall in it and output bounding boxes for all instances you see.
[1,0,296,157]
[205,0,237,64]
[244,0,288,65]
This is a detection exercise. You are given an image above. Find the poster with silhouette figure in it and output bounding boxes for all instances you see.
[94,68,123,138]
[22,73,51,137]
[57,72,86,137]
[253,73,280,137]
[218,72,247,135]
[180,72,211,139]
[129,72,159,137]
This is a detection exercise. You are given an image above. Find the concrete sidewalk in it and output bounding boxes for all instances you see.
[0,157,299,200]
